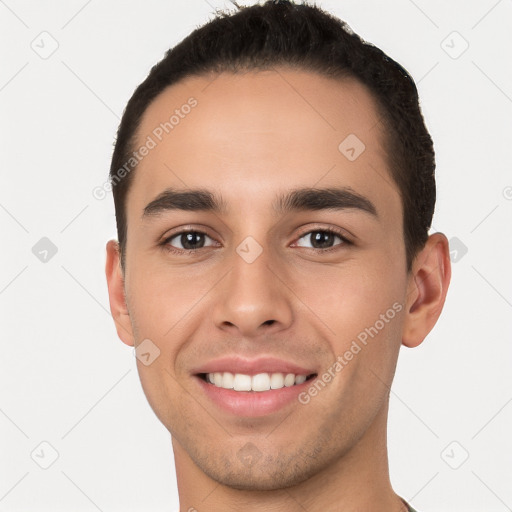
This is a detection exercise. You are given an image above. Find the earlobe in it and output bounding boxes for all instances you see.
[105,240,135,346]
[402,233,452,348]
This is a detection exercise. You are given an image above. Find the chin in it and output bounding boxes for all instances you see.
[209,470,309,491]
[196,453,322,492]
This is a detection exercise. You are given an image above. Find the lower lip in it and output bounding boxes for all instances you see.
[195,376,313,417]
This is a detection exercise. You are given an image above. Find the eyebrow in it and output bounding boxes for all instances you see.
[142,186,377,218]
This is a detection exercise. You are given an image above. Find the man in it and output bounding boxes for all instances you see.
[105,1,451,510]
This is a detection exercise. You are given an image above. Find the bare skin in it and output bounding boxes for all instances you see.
[105,68,451,511]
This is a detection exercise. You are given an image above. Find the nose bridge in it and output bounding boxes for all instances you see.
[212,235,293,334]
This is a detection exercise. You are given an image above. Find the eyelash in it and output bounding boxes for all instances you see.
[160,227,352,256]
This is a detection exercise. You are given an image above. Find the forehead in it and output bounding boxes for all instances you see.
[127,68,399,220]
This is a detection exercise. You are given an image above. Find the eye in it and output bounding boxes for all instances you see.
[294,228,351,251]
[163,230,217,253]
[160,226,352,256]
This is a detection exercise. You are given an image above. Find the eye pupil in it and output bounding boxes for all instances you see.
[182,232,204,250]
[311,231,335,249]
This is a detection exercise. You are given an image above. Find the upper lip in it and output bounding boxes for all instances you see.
[192,356,317,376]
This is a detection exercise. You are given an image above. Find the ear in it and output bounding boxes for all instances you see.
[105,240,134,346]
[402,232,451,348]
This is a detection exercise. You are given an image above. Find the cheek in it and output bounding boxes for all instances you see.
[127,264,200,427]
[292,255,406,346]
[127,257,218,338]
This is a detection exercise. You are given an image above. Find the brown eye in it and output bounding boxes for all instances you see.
[295,229,350,250]
[164,230,216,252]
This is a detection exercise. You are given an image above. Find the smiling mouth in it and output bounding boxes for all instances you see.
[198,372,317,392]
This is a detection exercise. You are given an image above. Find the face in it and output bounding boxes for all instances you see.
[116,68,412,489]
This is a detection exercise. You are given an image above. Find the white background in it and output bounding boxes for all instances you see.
[1,0,511,511]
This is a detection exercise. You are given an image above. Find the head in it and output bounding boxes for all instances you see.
[106,0,450,493]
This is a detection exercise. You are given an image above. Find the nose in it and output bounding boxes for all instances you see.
[212,243,294,338]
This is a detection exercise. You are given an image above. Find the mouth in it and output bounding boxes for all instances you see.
[194,369,318,417]
[191,356,319,417]
[197,371,317,392]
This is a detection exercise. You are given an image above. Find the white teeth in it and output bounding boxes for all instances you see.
[205,372,310,391]
[222,371,234,389]
[233,373,252,391]
[284,373,295,387]
[270,373,284,389]
[295,375,307,385]
[252,373,271,392]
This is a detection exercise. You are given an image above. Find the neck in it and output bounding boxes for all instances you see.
[173,396,405,512]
